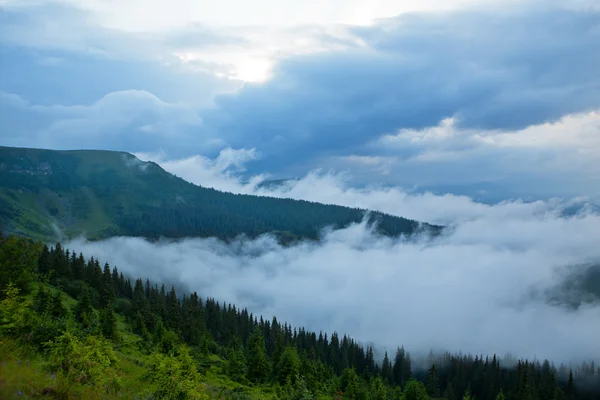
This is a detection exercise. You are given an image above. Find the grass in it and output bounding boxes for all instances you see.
[0,339,55,400]
[0,288,304,400]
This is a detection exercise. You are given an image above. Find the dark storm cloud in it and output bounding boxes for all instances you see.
[202,7,600,169]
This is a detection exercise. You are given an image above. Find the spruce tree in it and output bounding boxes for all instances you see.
[101,263,115,307]
[74,286,94,325]
[33,285,51,314]
[246,328,270,383]
[277,346,300,385]
[427,364,441,398]
[50,291,66,318]
[381,351,393,384]
[38,245,51,276]
[403,379,429,400]
[100,305,117,339]
[372,377,387,400]
[341,368,360,400]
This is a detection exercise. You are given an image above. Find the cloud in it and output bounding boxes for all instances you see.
[12,0,515,32]
[200,6,600,174]
[136,148,266,193]
[369,111,600,192]
[0,90,206,152]
[65,182,600,363]
[2,1,600,201]
[0,1,367,83]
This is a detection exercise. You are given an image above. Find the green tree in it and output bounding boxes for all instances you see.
[0,235,40,294]
[246,328,270,383]
[147,345,207,400]
[372,377,387,400]
[462,387,472,400]
[277,346,301,385]
[33,284,52,314]
[45,327,119,397]
[227,345,247,382]
[50,291,67,318]
[381,351,393,384]
[0,282,33,336]
[340,368,360,400]
[403,379,430,400]
[100,305,117,339]
[426,364,441,398]
[101,263,115,307]
[74,286,94,324]
[566,369,575,400]
[393,347,411,386]
[38,244,51,276]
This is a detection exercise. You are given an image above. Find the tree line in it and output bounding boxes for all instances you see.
[1,234,599,399]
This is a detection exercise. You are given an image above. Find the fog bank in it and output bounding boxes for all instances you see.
[67,175,600,363]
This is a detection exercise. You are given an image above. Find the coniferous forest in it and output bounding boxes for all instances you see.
[0,147,439,243]
[1,234,599,399]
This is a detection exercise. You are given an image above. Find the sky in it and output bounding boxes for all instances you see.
[1,0,600,200]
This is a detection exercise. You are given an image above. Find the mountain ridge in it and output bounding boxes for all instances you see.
[0,146,441,242]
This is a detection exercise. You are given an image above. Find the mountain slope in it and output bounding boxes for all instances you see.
[0,146,439,242]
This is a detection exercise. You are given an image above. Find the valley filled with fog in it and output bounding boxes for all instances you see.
[67,161,600,364]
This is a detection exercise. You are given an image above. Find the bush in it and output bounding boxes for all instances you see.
[45,326,120,397]
[0,283,34,337]
[146,345,208,400]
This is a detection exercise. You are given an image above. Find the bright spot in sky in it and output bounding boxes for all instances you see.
[231,58,273,82]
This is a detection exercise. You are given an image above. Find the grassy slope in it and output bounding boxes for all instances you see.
[0,283,296,400]
[0,146,437,242]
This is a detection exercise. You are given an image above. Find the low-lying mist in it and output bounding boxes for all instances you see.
[66,169,600,365]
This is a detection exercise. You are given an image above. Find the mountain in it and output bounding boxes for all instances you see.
[0,146,440,242]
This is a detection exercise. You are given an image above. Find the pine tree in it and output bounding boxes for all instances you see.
[372,377,387,400]
[111,267,120,297]
[566,369,575,400]
[74,286,94,325]
[462,387,472,400]
[101,263,115,307]
[381,351,393,384]
[50,291,66,318]
[100,305,117,339]
[52,243,68,277]
[341,368,360,400]
[427,364,441,398]
[403,379,429,400]
[33,285,51,314]
[246,328,270,383]
[393,346,411,386]
[38,245,51,276]
[277,346,300,385]
[132,279,151,333]
[72,253,85,281]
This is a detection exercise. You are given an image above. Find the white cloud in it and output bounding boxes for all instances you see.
[45,0,518,32]
[1,90,203,151]
[66,192,600,363]
[367,110,600,194]
[0,0,545,83]
[380,111,600,155]
[136,148,267,193]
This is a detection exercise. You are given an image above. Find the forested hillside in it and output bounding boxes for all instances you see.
[0,146,438,243]
[1,234,599,399]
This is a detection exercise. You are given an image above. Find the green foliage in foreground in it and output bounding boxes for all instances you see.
[1,235,599,399]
